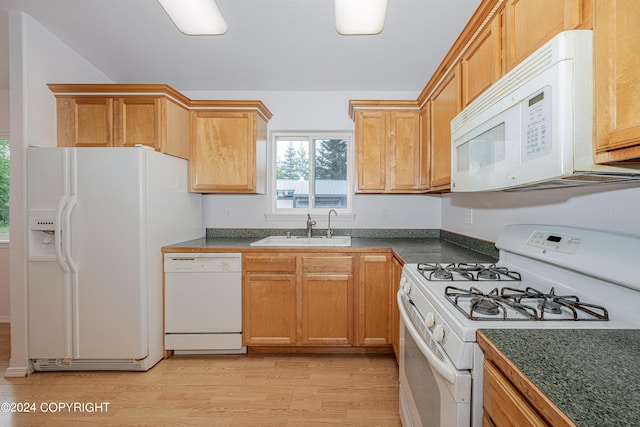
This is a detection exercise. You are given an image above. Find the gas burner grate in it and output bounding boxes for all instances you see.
[444,286,537,321]
[417,263,522,282]
[500,287,609,321]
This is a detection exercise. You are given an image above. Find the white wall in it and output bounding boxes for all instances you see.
[6,11,111,376]
[441,184,640,242]
[183,90,442,230]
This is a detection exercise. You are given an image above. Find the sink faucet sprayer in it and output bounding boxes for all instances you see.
[306,214,316,238]
[327,209,337,238]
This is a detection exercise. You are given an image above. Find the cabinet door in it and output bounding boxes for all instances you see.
[356,254,392,346]
[355,110,387,192]
[430,64,461,190]
[300,273,353,346]
[190,111,257,193]
[388,110,422,191]
[594,0,640,162]
[301,255,354,346]
[461,11,504,107]
[505,0,584,71]
[243,273,297,346]
[55,97,114,147]
[391,256,402,360]
[115,97,161,149]
[419,103,431,190]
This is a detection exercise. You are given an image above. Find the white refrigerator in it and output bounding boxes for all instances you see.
[26,146,202,371]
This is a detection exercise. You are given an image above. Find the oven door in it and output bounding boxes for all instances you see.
[398,292,471,427]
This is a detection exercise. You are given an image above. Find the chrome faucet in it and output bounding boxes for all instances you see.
[306,214,316,238]
[327,209,337,238]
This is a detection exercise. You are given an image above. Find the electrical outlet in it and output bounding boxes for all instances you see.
[466,208,473,225]
[383,208,390,220]
[224,208,232,218]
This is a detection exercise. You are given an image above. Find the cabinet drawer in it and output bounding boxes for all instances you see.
[302,256,353,273]
[244,254,297,273]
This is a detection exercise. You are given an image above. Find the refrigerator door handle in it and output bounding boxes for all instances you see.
[62,195,79,274]
[54,195,70,273]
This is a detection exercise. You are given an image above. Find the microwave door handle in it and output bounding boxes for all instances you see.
[398,293,457,384]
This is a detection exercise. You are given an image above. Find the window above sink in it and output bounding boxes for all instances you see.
[268,131,354,218]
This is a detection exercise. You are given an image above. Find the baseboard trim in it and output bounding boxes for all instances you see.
[4,366,28,377]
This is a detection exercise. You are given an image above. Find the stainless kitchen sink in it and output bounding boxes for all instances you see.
[249,235,352,247]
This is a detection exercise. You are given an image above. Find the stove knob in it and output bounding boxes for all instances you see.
[433,325,445,343]
[424,312,436,329]
[399,277,411,293]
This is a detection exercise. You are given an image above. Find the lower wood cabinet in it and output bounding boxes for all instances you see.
[483,360,548,427]
[242,254,297,346]
[478,331,576,427]
[301,256,354,346]
[391,256,403,359]
[242,252,392,349]
[356,254,392,346]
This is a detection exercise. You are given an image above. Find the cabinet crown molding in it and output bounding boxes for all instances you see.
[48,83,273,121]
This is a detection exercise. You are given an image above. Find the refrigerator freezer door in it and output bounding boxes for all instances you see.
[27,147,72,358]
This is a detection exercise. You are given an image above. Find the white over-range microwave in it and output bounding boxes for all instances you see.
[450,30,640,192]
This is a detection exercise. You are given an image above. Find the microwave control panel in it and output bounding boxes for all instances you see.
[522,86,552,161]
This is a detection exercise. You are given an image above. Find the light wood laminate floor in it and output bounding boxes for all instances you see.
[0,324,400,426]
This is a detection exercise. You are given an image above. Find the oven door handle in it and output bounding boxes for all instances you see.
[398,293,457,384]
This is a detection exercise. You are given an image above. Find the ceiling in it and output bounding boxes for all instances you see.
[0,0,481,93]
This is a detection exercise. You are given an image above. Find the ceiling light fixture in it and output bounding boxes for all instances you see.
[157,0,228,35]
[334,0,388,35]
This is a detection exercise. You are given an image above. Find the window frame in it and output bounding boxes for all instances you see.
[267,130,354,220]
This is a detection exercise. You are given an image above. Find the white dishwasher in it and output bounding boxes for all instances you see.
[164,253,246,354]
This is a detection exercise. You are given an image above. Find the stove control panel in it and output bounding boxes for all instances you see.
[527,231,581,254]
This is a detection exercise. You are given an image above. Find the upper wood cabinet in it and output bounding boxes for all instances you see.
[48,84,191,159]
[350,102,427,193]
[594,0,640,162]
[429,64,462,191]
[504,0,589,71]
[461,9,504,107]
[189,105,270,193]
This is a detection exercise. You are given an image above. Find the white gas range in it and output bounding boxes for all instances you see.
[397,224,640,427]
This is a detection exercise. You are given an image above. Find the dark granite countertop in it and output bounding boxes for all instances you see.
[479,329,640,427]
[163,229,498,264]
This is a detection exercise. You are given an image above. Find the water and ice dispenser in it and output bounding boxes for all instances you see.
[29,209,58,260]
